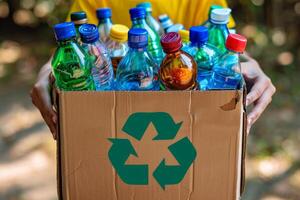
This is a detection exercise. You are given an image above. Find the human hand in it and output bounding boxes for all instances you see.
[241,57,276,133]
[30,61,58,139]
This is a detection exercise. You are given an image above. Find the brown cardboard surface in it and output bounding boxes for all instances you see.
[57,91,244,200]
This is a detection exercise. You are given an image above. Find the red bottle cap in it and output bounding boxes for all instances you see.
[161,32,182,53]
[226,34,247,53]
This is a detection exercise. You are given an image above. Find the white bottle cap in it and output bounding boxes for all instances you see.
[211,8,231,24]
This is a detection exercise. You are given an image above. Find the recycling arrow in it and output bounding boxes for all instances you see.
[108,138,148,185]
[153,137,197,189]
[122,112,183,141]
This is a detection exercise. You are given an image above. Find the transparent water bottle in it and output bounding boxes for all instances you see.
[52,22,95,91]
[130,7,164,65]
[136,2,164,36]
[208,34,247,90]
[79,24,114,91]
[116,28,159,91]
[207,8,231,54]
[158,14,184,33]
[160,32,198,90]
[106,24,129,73]
[70,11,88,43]
[96,8,113,44]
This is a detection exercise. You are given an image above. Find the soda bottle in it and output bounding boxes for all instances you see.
[202,5,223,27]
[79,24,114,91]
[158,14,184,33]
[130,7,164,65]
[208,34,247,90]
[106,24,129,73]
[207,8,231,54]
[136,2,164,36]
[70,11,88,42]
[116,28,159,91]
[179,30,190,48]
[96,8,113,44]
[159,32,198,90]
[52,22,95,91]
[190,26,221,90]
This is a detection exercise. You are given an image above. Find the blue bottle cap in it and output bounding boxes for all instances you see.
[79,24,100,43]
[158,14,169,23]
[71,11,87,21]
[129,7,146,20]
[189,26,209,45]
[189,26,199,44]
[96,8,112,19]
[136,2,152,12]
[128,28,148,49]
[54,22,76,41]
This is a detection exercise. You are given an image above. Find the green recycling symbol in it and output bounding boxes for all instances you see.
[108,112,197,189]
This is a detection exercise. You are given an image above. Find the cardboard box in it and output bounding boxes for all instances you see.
[55,91,247,200]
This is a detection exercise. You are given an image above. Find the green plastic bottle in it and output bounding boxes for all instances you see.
[129,7,164,65]
[52,22,95,91]
[207,8,231,54]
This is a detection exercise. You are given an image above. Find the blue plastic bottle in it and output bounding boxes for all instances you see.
[130,7,164,65]
[207,8,231,54]
[79,24,114,91]
[96,8,113,44]
[208,34,247,90]
[189,26,221,90]
[116,28,159,91]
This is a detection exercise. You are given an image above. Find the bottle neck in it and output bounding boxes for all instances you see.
[129,46,147,52]
[57,37,77,46]
[131,17,147,25]
[98,17,112,25]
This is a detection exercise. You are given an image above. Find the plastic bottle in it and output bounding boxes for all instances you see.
[79,24,114,91]
[106,24,129,73]
[181,27,198,55]
[179,30,190,49]
[190,26,221,90]
[159,32,198,90]
[130,7,164,65]
[207,8,231,54]
[70,11,88,42]
[136,2,164,36]
[116,28,159,91]
[202,5,223,27]
[52,22,95,91]
[96,8,113,44]
[158,14,184,33]
[208,34,247,90]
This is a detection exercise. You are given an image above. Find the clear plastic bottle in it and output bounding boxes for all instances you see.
[130,7,164,65]
[106,24,129,73]
[96,8,113,44]
[159,32,198,90]
[79,24,114,91]
[70,11,88,43]
[116,28,159,91]
[202,5,223,27]
[208,34,247,90]
[207,8,231,54]
[158,14,184,33]
[52,22,95,91]
[189,26,221,90]
[136,2,164,36]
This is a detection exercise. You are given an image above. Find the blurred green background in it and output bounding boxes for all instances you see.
[0,0,299,199]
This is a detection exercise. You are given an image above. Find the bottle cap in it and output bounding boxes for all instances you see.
[226,34,247,53]
[208,5,223,17]
[191,26,209,44]
[79,24,99,43]
[210,8,231,24]
[136,2,152,12]
[179,30,189,43]
[167,24,184,33]
[128,28,148,49]
[70,11,88,25]
[161,32,182,53]
[158,14,169,22]
[129,7,146,20]
[54,22,76,41]
[189,26,199,44]
[96,8,112,19]
[110,24,129,42]
[158,14,173,30]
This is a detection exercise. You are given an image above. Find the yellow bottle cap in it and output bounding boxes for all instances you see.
[110,24,129,42]
[179,30,190,43]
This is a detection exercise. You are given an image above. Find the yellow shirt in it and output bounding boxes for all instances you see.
[68,0,235,29]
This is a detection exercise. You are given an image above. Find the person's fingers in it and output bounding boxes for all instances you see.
[246,77,270,106]
[247,85,275,130]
